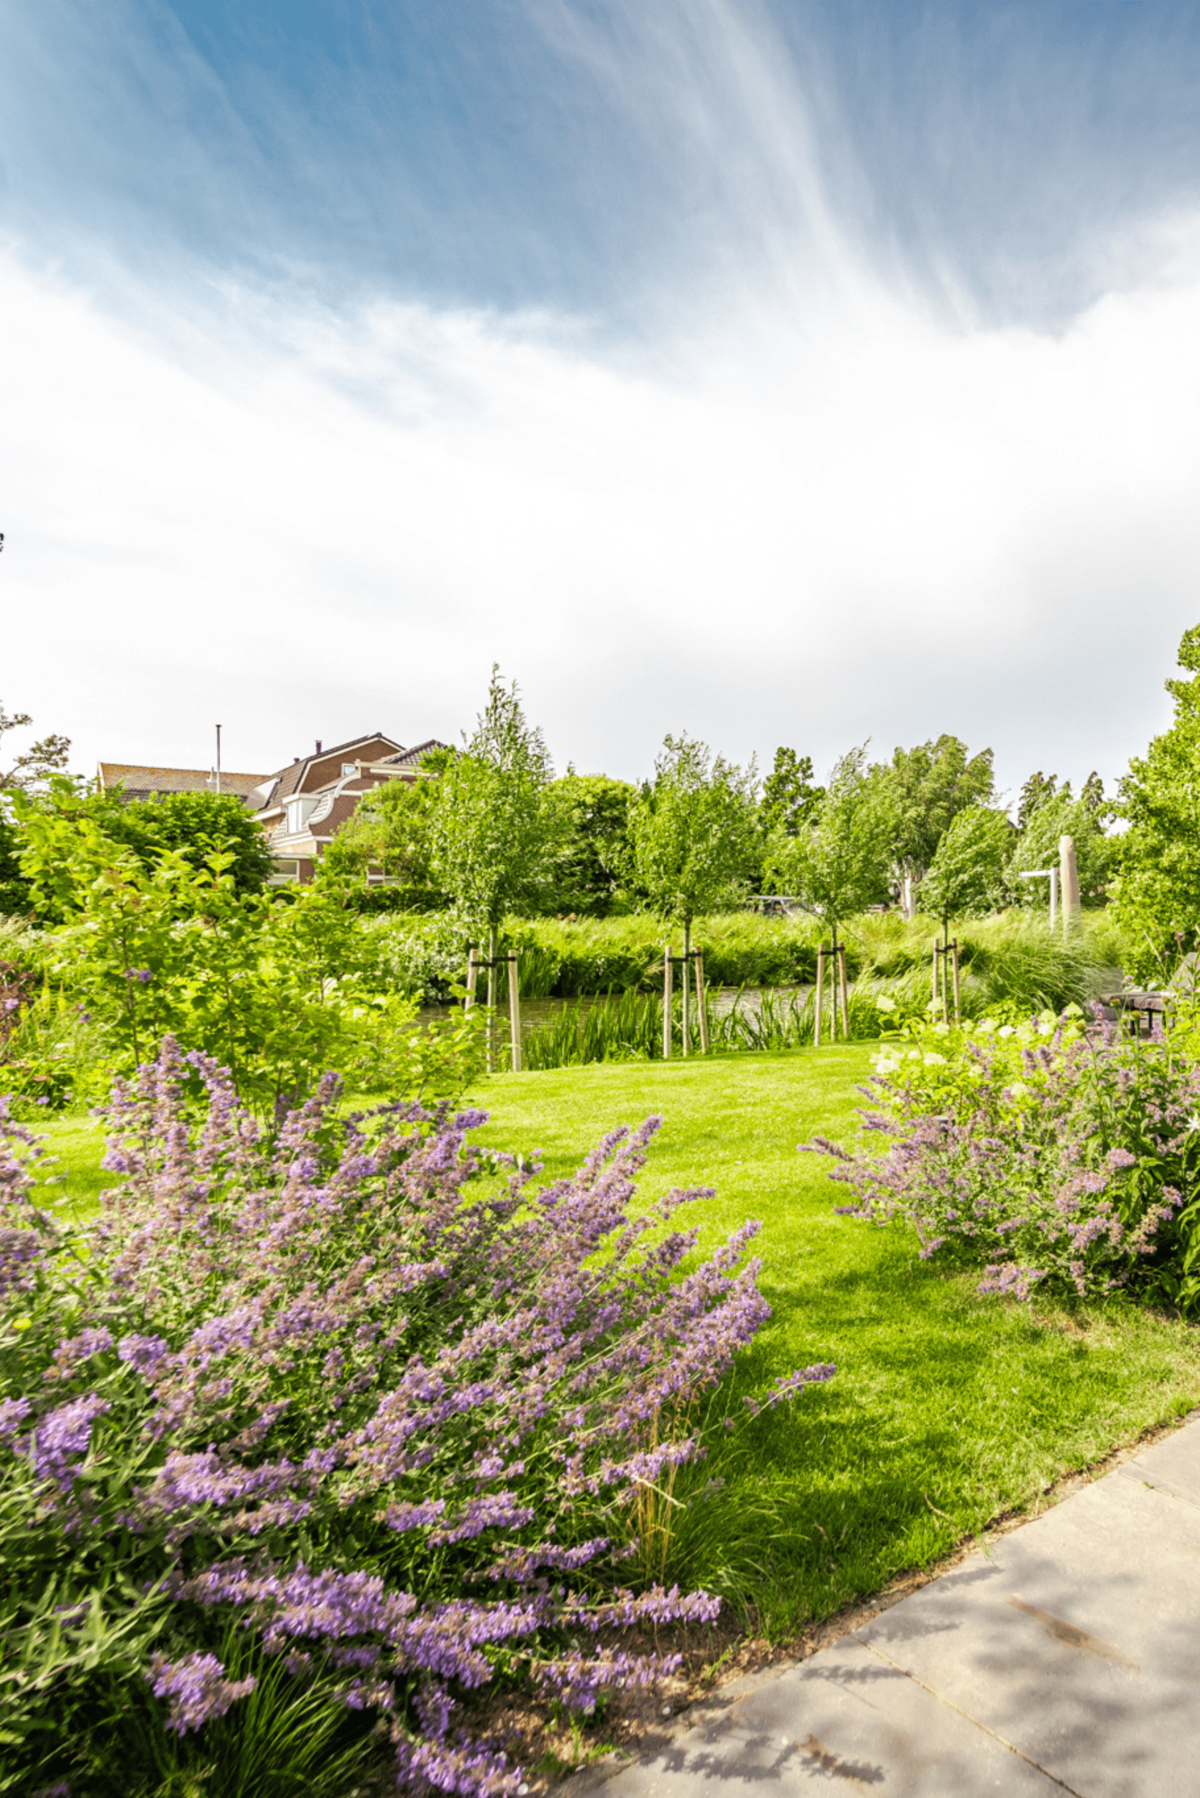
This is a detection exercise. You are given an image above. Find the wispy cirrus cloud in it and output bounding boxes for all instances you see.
[3,0,1200,794]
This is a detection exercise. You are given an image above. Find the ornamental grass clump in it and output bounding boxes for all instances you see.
[802,1010,1200,1309]
[1,1038,832,1797]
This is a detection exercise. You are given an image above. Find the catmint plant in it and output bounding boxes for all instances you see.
[803,1007,1200,1306]
[1,1039,832,1796]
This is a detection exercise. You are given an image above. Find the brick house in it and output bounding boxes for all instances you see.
[252,734,448,883]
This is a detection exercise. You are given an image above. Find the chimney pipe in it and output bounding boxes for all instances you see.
[315,740,323,753]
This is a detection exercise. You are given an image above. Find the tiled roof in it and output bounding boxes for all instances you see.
[97,764,270,802]
[267,734,404,806]
[383,739,450,768]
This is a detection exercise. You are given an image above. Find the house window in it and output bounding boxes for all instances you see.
[341,762,357,776]
[269,859,301,884]
[286,797,318,834]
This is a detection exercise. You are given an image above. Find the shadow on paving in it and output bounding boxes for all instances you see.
[572,1416,1200,1797]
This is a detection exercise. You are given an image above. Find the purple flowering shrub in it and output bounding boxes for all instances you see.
[1,1038,832,1797]
[802,1009,1200,1306]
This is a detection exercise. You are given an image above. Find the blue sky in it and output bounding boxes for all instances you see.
[4,0,1200,798]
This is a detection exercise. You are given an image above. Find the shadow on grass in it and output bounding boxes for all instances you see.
[648,1248,1200,1636]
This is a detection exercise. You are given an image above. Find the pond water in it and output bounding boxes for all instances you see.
[419,986,799,1042]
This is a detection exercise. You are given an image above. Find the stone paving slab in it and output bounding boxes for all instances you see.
[571,1417,1200,1798]
[581,1636,1063,1794]
[1119,1422,1200,1510]
[856,1469,1200,1797]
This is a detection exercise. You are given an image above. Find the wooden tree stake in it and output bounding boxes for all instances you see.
[838,944,850,1038]
[695,951,709,1054]
[507,951,522,1073]
[466,947,478,1012]
[815,946,825,1048]
[681,945,691,1057]
[662,946,673,1060]
[951,940,961,1025]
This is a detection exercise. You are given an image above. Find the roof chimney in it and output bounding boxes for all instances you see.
[315,740,323,754]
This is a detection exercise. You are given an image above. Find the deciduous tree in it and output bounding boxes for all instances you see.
[429,669,561,984]
[628,734,759,966]
[1112,624,1200,974]
[0,702,71,792]
[883,735,995,911]
[918,805,1013,926]
[759,747,824,837]
[764,747,895,939]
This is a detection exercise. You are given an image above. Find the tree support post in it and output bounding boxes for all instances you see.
[662,946,673,1060]
[466,947,478,1012]
[485,925,499,1074]
[838,944,850,1038]
[951,939,961,1024]
[681,943,691,1057]
[815,946,825,1048]
[694,950,709,1054]
[507,951,522,1073]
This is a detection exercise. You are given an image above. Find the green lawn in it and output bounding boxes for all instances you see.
[29,1046,1200,1638]
[25,1113,110,1223]
[463,1047,1200,1634]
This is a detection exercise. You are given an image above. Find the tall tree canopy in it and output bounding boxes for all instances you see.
[0,702,71,792]
[759,747,824,837]
[1113,624,1200,974]
[883,735,995,903]
[1017,771,1060,830]
[550,772,637,916]
[919,806,1013,924]
[1014,790,1109,909]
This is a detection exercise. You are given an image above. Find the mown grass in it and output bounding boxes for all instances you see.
[463,1047,1200,1636]
[30,1113,110,1222]
[33,1044,1200,1643]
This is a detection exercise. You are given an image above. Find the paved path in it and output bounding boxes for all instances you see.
[572,1417,1200,1797]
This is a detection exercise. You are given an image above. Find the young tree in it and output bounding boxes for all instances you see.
[918,806,1013,928]
[764,747,895,940]
[429,669,560,989]
[628,734,759,966]
[0,701,72,791]
[883,735,995,913]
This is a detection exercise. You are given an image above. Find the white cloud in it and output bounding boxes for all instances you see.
[4,1,1200,797]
